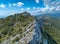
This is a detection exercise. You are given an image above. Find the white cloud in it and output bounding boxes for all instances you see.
[33,7,40,10]
[13,3,17,6]
[12,2,24,7]
[44,0,60,7]
[33,0,60,14]
[0,2,24,8]
[35,0,39,4]
[9,4,12,7]
[21,8,24,11]
[36,7,40,10]
[49,7,55,11]
[56,6,60,11]
[32,6,59,15]
[0,3,6,8]
[33,7,36,10]
[17,2,24,7]
[27,8,30,10]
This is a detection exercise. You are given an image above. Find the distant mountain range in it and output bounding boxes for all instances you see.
[35,12,60,20]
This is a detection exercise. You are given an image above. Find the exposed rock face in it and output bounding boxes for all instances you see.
[0,21,36,44]
[28,17,48,44]
[29,16,58,44]
[21,12,30,16]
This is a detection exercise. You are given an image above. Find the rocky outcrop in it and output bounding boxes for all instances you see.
[0,21,36,44]
[28,17,48,44]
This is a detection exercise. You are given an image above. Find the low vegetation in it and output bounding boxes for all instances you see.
[43,16,60,44]
[0,12,35,43]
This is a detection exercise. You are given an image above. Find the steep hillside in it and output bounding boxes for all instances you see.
[0,12,35,43]
[43,16,60,44]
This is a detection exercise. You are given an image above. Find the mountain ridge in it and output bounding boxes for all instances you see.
[0,12,60,44]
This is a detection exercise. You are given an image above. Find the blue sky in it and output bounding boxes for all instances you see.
[0,0,44,7]
[0,0,60,17]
